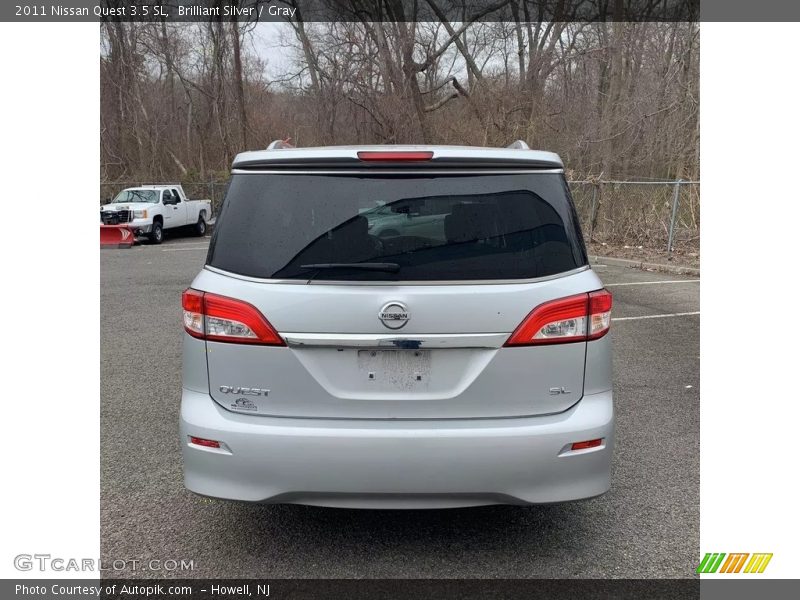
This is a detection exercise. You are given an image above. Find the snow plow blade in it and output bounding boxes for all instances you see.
[100,225,135,249]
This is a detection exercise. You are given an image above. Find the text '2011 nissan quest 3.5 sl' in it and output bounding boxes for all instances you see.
[180,141,613,509]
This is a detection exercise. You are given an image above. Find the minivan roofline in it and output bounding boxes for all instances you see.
[232,145,564,170]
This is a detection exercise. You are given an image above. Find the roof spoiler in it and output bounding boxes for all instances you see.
[268,139,530,151]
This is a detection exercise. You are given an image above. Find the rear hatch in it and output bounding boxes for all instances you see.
[192,163,601,419]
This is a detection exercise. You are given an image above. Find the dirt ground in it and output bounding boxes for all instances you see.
[587,241,700,270]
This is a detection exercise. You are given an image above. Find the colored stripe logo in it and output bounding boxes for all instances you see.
[697,553,773,574]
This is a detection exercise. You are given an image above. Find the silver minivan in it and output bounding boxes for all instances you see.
[180,142,613,509]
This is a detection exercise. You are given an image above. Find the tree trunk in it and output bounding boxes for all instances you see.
[230,20,247,149]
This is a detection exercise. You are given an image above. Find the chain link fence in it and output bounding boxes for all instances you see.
[570,180,699,254]
[100,179,699,254]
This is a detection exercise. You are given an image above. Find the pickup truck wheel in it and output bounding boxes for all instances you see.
[195,215,207,236]
[148,221,164,244]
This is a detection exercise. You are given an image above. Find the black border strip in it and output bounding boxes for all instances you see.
[7,0,800,23]
[4,578,703,599]
[1,0,757,24]
[6,578,800,600]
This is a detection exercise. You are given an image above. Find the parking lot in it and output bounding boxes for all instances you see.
[101,236,699,579]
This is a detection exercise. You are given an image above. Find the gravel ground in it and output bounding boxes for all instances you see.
[101,238,699,579]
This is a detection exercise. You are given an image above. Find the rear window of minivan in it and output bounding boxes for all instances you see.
[207,172,587,282]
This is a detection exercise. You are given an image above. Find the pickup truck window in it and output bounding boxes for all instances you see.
[112,190,159,204]
[171,188,182,202]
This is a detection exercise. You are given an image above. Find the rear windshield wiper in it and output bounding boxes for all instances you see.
[299,262,400,273]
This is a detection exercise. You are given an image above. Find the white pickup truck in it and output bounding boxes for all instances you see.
[100,185,212,244]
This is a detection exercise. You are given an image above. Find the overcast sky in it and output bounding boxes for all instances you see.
[250,22,295,81]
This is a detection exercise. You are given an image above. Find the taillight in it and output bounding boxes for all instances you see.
[357,151,434,161]
[182,288,204,336]
[588,289,613,340]
[182,289,284,346]
[505,289,612,346]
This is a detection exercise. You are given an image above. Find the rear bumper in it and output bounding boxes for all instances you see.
[180,388,614,508]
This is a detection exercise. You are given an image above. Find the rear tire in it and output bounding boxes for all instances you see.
[148,221,164,244]
[195,214,207,237]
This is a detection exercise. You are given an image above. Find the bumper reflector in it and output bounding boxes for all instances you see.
[189,436,221,449]
[571,438,603,451]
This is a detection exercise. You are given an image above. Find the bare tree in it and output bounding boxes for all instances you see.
[101,17,699,183]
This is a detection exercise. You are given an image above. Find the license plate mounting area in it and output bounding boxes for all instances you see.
[356,349,432,390]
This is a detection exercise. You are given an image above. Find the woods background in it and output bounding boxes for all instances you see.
[99,4,699,257]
